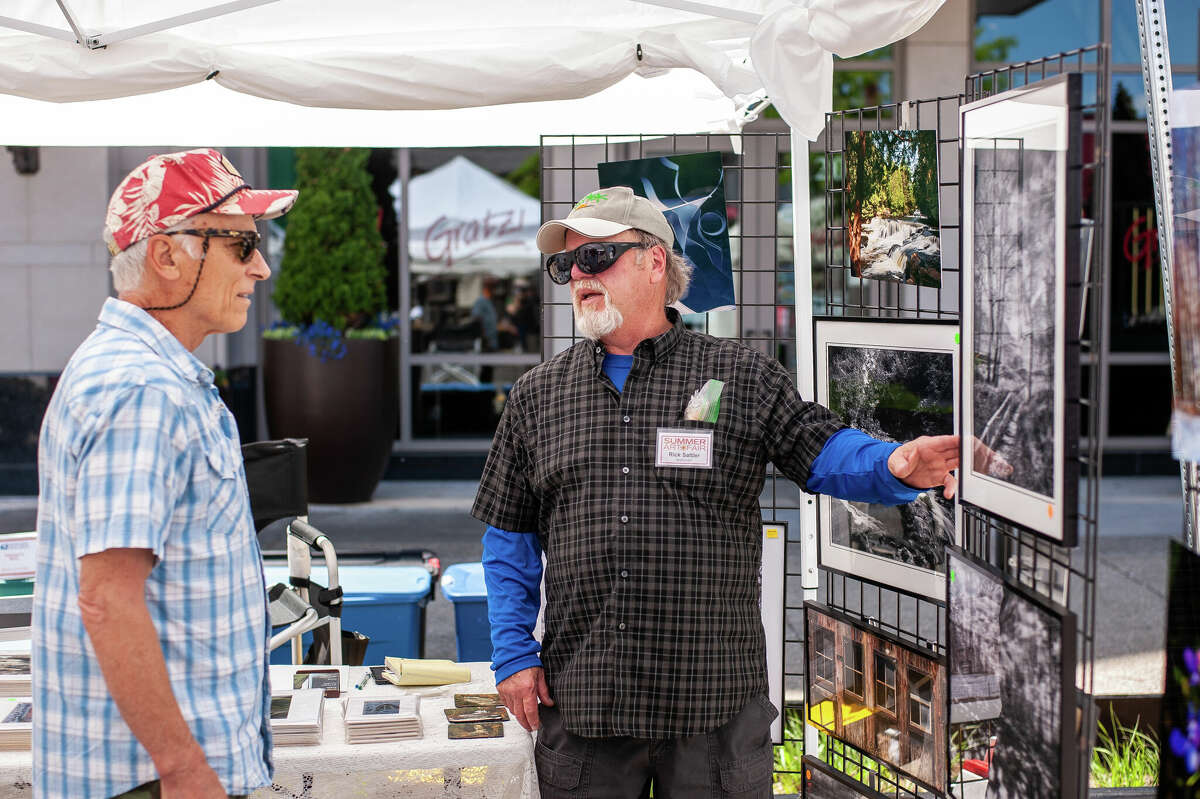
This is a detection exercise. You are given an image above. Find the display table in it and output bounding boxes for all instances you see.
[0,662,537,799]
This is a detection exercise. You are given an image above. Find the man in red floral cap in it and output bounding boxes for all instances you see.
[34,149,296,799]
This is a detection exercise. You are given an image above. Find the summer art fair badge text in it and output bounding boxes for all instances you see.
[655,428,714,469]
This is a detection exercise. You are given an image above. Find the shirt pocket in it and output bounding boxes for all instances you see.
[200,434,248,554]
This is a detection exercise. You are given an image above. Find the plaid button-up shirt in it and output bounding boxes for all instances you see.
[34,298,272,799]
[472,312,844,738]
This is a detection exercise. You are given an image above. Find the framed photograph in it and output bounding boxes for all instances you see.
[597,151,734,313]
[1157,540,1200,798]
[805,601,948,793]
[815,319,959,601]
[844,129,941,286]
[959,72,1081,544]
[947,547,1077,799]
[803,755,891,798]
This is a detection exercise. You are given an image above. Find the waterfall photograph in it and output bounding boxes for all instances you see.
[816,320,958,600]
[844,129,941,287]
[948,549,1076,799]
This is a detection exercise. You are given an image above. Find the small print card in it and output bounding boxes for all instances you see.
[655,428,713,469]
[448,721,504,739]
[454,693,502,708]
[293,669,341,697]
[445,706,509,723]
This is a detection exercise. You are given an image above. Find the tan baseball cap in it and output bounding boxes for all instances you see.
[536,186,675,254]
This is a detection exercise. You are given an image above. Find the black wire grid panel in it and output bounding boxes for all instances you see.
[806,46,1108,799]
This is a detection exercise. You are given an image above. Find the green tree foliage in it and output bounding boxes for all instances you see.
[273,148,387,331]
[506,152,540,199]
[973,25,1018,64]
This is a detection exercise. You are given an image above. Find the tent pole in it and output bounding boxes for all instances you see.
[89,0,281,49]
[0,15,76,42]
[53,0,87,45]
[627,0,761,25]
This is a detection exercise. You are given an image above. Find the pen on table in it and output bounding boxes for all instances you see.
[355,671,371,690]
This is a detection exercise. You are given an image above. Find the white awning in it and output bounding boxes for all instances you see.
[0,0,945,145]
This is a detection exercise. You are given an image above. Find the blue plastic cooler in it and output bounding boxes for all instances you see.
[440,562,492,662]
[264,563,432,665]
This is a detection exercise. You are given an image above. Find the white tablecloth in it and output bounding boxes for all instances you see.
[0,663,537,799]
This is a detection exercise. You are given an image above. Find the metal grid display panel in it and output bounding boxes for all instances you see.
[823,96,964,319]
[807,47,1108,799]
[955,46,1108,799]
[539,132,812,786]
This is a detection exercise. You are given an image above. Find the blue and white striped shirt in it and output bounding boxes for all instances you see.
[33,298,272,799]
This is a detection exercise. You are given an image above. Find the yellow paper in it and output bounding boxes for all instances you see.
[382,657,471,686]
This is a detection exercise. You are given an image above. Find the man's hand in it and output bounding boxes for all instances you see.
[497,666,553,731]
[159,744,225,799]
[888,435,960,499]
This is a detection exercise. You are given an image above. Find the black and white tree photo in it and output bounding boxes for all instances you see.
[970,144,1058,498]
[948,550,1075,799]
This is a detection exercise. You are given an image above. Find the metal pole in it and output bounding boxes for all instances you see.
[1136,0,1198,548]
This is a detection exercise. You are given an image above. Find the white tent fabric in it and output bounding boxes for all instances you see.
[397,156,541,276]
[0,0,944,145]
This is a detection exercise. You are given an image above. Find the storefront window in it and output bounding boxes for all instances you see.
[833,69,893,111]
[1110,132,1167,352]
[974,0,1101,65]
[1112,0,1199,67]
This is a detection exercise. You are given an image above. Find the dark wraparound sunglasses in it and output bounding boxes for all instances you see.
[170,228,262,263]
[143,228,262,312]
[545,241,648,285]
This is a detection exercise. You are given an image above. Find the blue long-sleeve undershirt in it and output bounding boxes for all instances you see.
[481,353,924,683]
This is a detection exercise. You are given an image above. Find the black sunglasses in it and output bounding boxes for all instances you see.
[545,241,647,285]
[170,228,261,263]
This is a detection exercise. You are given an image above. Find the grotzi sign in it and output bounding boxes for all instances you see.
[395,155,542,275]
[422,208,529,267]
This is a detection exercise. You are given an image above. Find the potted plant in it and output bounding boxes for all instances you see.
[262,147,397,503]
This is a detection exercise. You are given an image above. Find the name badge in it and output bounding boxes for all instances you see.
[656,428,713,469]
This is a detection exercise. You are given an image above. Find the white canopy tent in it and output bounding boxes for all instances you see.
[397,155,541,276]
[0,0,944,146]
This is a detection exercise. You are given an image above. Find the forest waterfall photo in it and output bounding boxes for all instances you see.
[845,130,941,287]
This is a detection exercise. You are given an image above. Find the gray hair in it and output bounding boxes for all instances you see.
[634,230,692,306]
[109,219,200,292]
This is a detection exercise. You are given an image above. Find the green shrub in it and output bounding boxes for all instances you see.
[272,147,387,332]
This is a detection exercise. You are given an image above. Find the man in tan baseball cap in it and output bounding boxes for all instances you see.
[473,185,961,798]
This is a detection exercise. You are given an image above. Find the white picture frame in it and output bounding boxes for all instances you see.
[815,319,960,601]
[959,73,1081,545]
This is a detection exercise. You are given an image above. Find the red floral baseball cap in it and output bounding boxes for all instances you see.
[104,148,298,255]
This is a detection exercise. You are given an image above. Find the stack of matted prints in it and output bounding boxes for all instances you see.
[269,689,325,746]
[0,697,32,750]
[342,694,421,743]
[0,639,31,698]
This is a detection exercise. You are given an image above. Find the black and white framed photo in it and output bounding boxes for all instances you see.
[947,547,1077,799]
[959,72,1081,544]
[815,319,959,600]
[805,601,948,793]
[802,755,891,798]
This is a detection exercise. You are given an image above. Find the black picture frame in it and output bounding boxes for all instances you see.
[804,600,948,793]
[802,754,892,798]
[1156,540,1200,798]
[814,317,960,601]
[946,546,1077,799]
[958,72,1082,545]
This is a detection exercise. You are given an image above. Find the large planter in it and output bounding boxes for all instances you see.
[262,336,398,503]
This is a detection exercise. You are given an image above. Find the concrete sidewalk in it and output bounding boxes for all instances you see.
[0,475,1185,693]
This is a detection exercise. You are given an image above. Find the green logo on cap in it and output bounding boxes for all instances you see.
[574,191,609,211]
